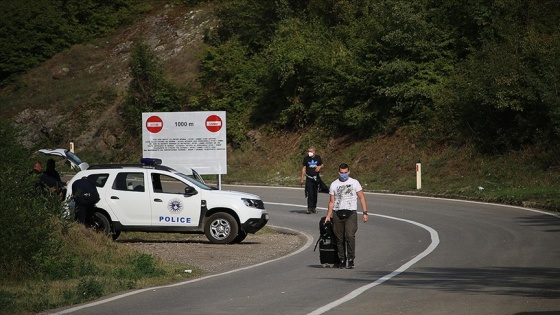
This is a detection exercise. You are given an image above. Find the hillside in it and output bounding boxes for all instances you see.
[1,2,559,212]
[2,3,214,155]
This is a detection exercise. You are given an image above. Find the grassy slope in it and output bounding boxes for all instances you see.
[225,129,560,212]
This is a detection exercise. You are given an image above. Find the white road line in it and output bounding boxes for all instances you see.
[308,213,439,315]
[265,201,440,315]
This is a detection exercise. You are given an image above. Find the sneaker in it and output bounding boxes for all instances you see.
[306,208,311,214]
[347,259,354,269]
[335,259,346,269]
[311,208,317,214]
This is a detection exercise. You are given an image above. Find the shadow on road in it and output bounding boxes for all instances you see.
[515,214,560,232]
[373,266,560,299]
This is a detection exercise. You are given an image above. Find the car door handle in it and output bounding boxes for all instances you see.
[111,196,119,199]
[154,199,163,202]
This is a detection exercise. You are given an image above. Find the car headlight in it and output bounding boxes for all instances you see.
[242,198,265,209]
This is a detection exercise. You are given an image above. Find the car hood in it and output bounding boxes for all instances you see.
[38,149,89,171]
[207,189,261,200]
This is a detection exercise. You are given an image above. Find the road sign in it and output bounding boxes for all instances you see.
[205,115,223,132]
[146,115,163,133]
[142,112,227,175]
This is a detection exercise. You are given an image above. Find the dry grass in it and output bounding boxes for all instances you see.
[0,223,200,315]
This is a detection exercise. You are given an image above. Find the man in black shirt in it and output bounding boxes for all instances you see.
[72,176,100,227]
[300,146,324,214]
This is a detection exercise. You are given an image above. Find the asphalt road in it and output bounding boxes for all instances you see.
[52,185,560,315]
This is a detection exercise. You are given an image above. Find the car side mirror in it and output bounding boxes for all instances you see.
[184,186,198,196]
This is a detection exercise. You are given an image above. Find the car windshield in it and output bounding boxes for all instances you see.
[175,172,213,190]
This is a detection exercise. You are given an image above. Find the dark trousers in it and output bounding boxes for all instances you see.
[332,211,358,261]
[305,177,319,209]
[75,203,94,227]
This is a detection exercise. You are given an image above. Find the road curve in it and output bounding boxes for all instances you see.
[51,185,560,315]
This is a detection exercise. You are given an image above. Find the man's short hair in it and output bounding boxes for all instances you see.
[339,163,349,170]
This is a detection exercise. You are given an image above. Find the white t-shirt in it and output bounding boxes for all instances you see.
[329,177,363,211]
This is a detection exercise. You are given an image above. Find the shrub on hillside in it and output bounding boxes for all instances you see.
[0,121,67,281]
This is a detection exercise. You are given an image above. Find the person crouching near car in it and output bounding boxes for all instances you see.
[324,163,368,269]
[30,161,58,196]
[72,176,100,227]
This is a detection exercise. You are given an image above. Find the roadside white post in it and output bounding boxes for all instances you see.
[69,142,75,153]
[416,160,422,189]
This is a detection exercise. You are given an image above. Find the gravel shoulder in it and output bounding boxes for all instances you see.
[122,228,307,274]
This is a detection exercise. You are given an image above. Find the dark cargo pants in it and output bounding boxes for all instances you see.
[305,177,319,209]
[332,210,358,261]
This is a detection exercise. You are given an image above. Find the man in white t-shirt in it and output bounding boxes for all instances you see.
[325,163,368,269]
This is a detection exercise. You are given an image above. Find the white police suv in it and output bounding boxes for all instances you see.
[62,157,268,244]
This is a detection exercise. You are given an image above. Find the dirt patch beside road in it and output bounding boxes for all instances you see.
[122,228,307,274]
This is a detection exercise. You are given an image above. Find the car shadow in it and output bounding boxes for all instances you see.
[115,238,262,245]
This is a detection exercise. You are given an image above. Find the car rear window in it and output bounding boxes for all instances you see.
[87,173,110,188]
[112,172,145,192]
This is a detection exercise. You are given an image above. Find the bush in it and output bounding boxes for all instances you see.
[75,278,104,300]
[114,253,166,280]
[0,121,66,281]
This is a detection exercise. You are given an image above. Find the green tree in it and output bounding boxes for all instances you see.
[198,38,269,146]
[445,1,560,156]
[213,0,283,53]
[123,43,185,136]
[201,0,560,153]
[0,1,68,83]
[0,0,145,86]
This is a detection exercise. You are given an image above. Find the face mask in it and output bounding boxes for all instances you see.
[339,173,349,181]
[308,152,313,157]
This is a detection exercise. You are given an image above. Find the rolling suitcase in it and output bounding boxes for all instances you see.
[314,217,341,267]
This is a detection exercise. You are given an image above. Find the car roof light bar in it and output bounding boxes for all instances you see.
[141,158,162,166]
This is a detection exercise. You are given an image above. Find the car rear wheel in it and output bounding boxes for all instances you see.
[90,212,111,236]
[205,212,238,244]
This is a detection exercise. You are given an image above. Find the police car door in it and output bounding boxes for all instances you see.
[149,171,201,227]
[107,170,151,226]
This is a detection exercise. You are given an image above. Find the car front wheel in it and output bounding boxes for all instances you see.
[112,230,121,241]
[204,212,239,244]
